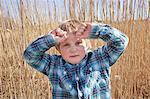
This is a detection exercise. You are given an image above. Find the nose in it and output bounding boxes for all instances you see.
[70,46,78,53]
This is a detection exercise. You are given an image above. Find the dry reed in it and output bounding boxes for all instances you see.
[0,0,149,99]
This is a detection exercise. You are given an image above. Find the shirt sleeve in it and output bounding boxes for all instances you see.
[23,33,58,75]
[89,23,129,67]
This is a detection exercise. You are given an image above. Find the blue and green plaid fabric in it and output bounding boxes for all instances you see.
[23,23,128,99]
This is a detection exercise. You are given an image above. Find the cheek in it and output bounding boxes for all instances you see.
[78,46,86,53]
[60,48,70,56]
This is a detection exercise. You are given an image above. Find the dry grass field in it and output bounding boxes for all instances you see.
[0,0,150,99]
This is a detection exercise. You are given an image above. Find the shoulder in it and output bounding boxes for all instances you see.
[87,47,108,62]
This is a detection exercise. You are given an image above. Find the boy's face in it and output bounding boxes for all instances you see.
[58,33,87,64]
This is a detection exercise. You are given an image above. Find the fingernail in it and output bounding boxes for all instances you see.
[76,32,80,35]
[79,29,84,33]
[82,23,87,27]
[57,28,61,32]
[63,31,67,34]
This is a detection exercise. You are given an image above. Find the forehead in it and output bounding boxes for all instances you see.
[61,33,85,45]
[63,34,78,43]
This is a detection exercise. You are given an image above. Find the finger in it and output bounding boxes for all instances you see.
[59,33,68,43]
[85,23,92,31]
[80,25,86,30]
[56,28,61,33]
[76,31,82,37]
[77,28,85,33]
[59,31,67,37]
[51,28,62,36]
[51,29,57,36]
[78,23,86,30]
[83,23,91,34]
[56,29,66,37]
[56,31,63,37]
[80,23,87,28]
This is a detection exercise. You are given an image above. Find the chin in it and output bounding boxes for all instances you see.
[69,61,81,64]
[70,62,79,64]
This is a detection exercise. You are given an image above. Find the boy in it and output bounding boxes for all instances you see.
[23,19,128,99]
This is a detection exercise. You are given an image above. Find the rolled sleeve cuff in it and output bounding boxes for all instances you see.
[46,33,58,47]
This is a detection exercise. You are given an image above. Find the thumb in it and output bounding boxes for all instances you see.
[59,33,68,43]
[85,23,91,33]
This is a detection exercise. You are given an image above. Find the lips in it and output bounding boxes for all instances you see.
[70,55,79,57]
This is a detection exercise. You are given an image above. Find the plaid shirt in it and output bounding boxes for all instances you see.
[23,23,128,99]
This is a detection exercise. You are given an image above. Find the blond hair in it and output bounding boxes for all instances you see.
[59,19,81,33]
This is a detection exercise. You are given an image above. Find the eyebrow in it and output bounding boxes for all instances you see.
[61,42,70,46]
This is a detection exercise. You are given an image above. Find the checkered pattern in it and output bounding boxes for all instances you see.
[23,23,128,99]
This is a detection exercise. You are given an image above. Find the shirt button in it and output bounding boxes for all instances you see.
[66,84,72,90]
[63,71,67,75]
[89,67,92,71]
[69,85,72,88]
[76,76,79,81]
[79,92,83,97]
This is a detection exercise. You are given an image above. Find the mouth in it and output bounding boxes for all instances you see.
[70,55,79,57]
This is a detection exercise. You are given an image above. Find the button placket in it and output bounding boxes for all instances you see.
[75,64,83,99]
[77,81,83,99]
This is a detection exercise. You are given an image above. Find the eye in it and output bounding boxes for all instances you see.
[76,41,82,45]
[62,43,70,47]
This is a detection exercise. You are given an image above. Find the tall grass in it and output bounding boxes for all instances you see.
[0,0,150,99]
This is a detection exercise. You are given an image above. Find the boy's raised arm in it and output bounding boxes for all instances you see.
[23,33,57,75]
[23,29,67,75]
[89,23,129,66]
[76,23,129,67]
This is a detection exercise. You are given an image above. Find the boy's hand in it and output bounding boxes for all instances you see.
[76,23,92,39]
[51,28,67,43]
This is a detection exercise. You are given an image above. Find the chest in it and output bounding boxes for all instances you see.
[49,63,110,92]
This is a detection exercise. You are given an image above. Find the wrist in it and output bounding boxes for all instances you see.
[88,23,112,39]
[47,33,58,46]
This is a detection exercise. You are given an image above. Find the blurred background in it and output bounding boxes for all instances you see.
[0,0,150,99]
